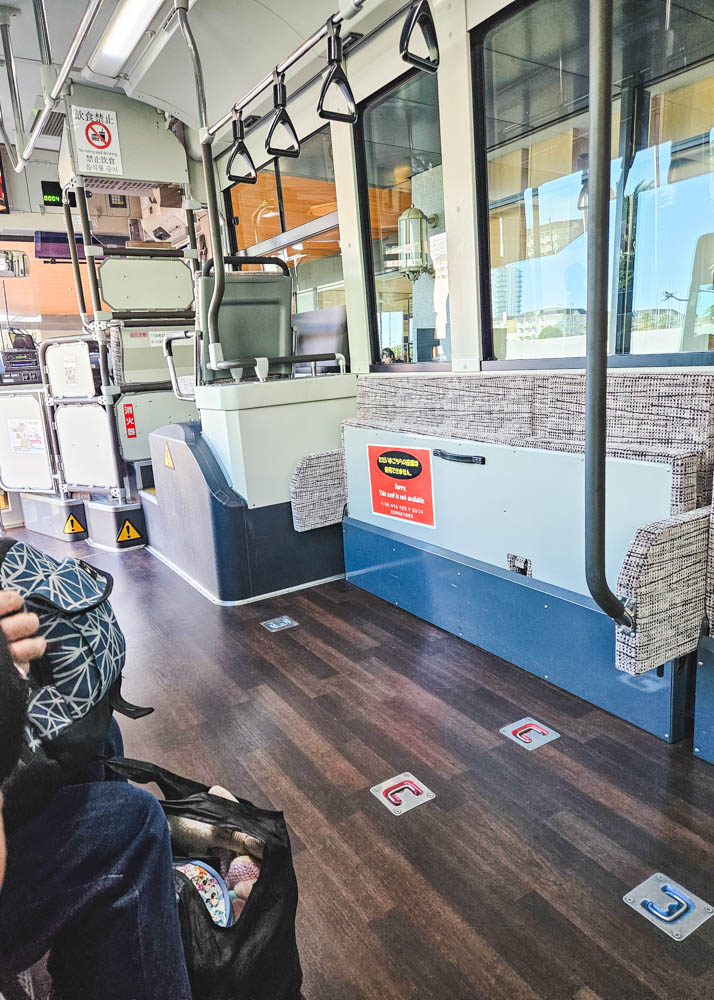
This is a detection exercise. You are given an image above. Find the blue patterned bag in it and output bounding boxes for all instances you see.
[0,538,140,752]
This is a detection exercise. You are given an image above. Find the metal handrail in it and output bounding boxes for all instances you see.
[209,351,347,382]
[202,255,290,278]
[163,331,196,402]
[205,1,368,140]
[100,246,188,260]
[584,0,634,630]
[12,0,106,173]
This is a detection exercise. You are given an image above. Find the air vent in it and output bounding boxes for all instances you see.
[26,97,65,138]
[84,177,155,195]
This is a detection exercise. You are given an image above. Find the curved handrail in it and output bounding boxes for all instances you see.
[202,255,290,278]
[584,0,634,630]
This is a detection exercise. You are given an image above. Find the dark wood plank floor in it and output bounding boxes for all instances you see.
[14,528,714,1000]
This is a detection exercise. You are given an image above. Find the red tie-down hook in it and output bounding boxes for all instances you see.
[383,779,424,806]
[511,722,550,744]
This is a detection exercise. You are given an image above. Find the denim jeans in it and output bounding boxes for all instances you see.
[0,723,191,1000]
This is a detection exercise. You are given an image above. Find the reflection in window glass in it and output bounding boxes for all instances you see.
[279,130,338,231]
[230,164,281,249]
[628,74,714,354]
[362,73,450,364]
[285,227,345,313]
[479,0,714,361]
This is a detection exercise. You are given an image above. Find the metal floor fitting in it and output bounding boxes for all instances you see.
[370,772,435,816]
[499,717,561,751]
[624,874,714,941]
[261,615,299,632]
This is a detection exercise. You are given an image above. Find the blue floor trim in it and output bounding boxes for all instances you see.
[343,517,688,742]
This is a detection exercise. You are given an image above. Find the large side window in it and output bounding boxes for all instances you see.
[474,0,714,365]
[228,127,347,355]
[360,73,450,367]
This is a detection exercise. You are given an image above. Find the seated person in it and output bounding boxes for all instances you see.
[0,590,191,1000]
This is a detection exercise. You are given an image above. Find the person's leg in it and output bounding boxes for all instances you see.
[0,782,190,1000]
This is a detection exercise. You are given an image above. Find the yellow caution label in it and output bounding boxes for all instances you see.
[117,519,142,543]
[164,443,174,469]
[0,491,9,511]
[64,513,86,535]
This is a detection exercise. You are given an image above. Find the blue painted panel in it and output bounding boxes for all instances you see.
[694,639,714,764]
[344,517,684,741]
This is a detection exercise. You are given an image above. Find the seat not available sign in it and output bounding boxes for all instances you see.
[72,106,124,176]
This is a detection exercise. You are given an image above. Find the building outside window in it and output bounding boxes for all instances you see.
[360,72,450,366]
[474,0,714,364]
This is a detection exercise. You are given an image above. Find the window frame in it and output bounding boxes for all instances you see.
[471,3,714,370]
[355,68,453,373]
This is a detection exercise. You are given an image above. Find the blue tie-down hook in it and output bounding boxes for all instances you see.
[642,885,693,923]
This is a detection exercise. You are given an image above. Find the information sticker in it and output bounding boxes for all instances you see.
[71,105,123,176]
[8,418,44,454]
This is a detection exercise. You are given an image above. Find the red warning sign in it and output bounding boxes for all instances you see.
[368,445,435,527]
[123,403,137,439]
[86,120,112,149]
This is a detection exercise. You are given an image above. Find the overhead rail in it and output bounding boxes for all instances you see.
[0,0,106,173]
[584,0,634,630]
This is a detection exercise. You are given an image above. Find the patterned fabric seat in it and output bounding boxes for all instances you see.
[290,371,714,676]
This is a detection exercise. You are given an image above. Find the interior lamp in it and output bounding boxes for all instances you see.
[385,205,438,281]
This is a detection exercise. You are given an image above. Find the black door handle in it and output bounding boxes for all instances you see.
[433,449,485,465]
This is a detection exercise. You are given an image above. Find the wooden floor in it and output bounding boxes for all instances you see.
[16,528,714,1000]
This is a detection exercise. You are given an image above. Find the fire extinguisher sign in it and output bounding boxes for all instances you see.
[368,445,435,527]
[123,403,137,439]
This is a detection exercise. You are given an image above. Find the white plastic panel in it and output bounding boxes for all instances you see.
[46,341,96,398]
[0,391,53,492]
[115,391,198,462]
[56,404,118,490]
[344,426,674,598]
[99,258,194,312]
[113,327,194,386]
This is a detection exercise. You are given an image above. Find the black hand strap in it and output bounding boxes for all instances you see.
[317,21,358,125]
[400,0,440,74]
[226,110,258,184]
[266,70,300,158]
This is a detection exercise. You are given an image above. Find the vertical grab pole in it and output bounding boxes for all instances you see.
[174,0,226,363]
[584,0,633,629]
[75,184,126,501]
[63,196,89,324]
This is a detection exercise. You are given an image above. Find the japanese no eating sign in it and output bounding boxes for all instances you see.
[72,105,123,176]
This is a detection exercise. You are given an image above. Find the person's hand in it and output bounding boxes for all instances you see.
[0,590,46,676]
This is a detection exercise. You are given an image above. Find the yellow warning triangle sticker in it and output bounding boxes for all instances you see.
[64,514,85,535]
[164,443,174,469]
[117,519,142,543]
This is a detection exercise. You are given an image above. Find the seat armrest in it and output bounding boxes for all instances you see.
[290,450,346,533]
[616,507,710,674]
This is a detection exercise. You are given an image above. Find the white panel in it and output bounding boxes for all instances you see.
[56,405,117,489]
[115,391,198,462]
[0,392,53,492]
[99,258,194,311]
[197,375,357,507]
[46,341,96,398]
[344,426,674,597]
